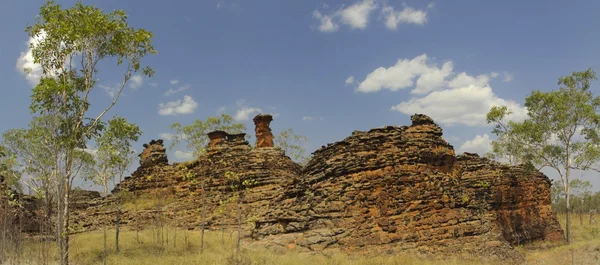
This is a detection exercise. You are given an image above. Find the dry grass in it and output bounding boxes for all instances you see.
[516,214,600,265]
[12,214,600,265]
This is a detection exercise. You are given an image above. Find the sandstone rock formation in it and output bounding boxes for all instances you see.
[66,113,563,262]
[139,139,168,167]
[253,114,274,148]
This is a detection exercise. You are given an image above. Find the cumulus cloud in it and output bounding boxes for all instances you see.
[338,0,378,29]
[312,1,429,32]
[129,75,143,89]
[234,107,262,121]
[356,54,527,126]
[391,85,527,126]
[382,6,427,30]
[170,79,180,85]
[158,95,198,116]
[16,31,47,86]
[357,54,453,94]
[459,134,492,155]
[313,10,339,32]
[174,150,194,161]
[164,84,191,96]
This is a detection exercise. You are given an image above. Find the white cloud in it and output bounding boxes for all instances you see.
[170,79,180,85]
[164,84,191,96]
[356,54,526,126]
[502,71,514,82]
[159,132,187,141]
[303,116,324,121]
[391,84,527,126]
[345,76,355,85]
[357,54,453,94]
[459,134,492,155]
[339,0,377,29]
[16,31,47,86]
[382,6,427,30]
[313,10,339,32]
[100,84,119,98]
[129,75,143,89]
[174,150,194,161]
[427,2,436,9]
[447,72,490,89]
[149,82,159,87]
[158,95,198,116]
[313,1,429,32]
[159,133,176,141]
[234,107,262,121]
[216,106,227,113]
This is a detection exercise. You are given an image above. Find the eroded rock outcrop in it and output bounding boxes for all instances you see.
[70,113,562,262]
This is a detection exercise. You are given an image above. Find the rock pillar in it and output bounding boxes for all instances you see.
[139,139,169,167]
[253,114,274,148]
[207,131,228,152]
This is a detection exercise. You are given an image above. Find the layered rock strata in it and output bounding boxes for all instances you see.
[68,113,563,262]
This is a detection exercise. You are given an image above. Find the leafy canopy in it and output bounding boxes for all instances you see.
[169,114,247,157]
[486,68,600,174]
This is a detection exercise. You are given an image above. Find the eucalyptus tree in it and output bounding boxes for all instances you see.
[91,116,140,255]
[169,114,246,157]
[486,68,600,244]
[274,128,309,164]
[24,1,156,263]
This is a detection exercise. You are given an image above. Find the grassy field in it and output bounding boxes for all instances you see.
[9,214,600,265]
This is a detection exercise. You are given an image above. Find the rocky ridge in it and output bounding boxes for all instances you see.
[68,113,563,262]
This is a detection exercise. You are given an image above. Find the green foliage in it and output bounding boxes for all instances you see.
[92,116,141,195]
[169,114,246,157]
[487,69,600,171]
[488,68,600,243]
[274,128,309,164]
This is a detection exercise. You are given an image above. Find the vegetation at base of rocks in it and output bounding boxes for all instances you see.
[486,68,600,244]
[11,213,599,265]
[517,214,600,265]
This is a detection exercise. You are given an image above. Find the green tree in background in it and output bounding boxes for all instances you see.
[24,1,156,264]
[169,114,246,158]
[486,68,600,244]
[275,128,309,164]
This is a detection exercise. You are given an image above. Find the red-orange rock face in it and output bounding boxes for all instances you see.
[71,113,563,263]
[253,114,274,148]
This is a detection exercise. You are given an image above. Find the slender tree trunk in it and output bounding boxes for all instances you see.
[115,206,121,253]
[61,177,70,265]
[173,210,177,248]
[103,223,107,265]
[565,165,571,244]
[236,198,241,254]
[201,180,206,253]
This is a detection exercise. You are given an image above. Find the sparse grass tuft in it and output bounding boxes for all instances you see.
[15,214,600,265]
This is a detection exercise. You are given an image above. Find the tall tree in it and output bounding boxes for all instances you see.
[92,116,141,196]
[24,1,156,264]
[91,116,140,255]
[169,114,246,158]
[486,68,600,244]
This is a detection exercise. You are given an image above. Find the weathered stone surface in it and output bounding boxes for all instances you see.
[139,139,168,167]
[254,114,274,148]
[37,113,562,263]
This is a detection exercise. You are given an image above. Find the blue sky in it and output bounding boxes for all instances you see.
[2,0,600,191]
